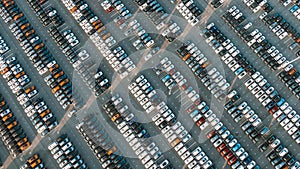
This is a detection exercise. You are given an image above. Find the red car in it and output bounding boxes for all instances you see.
[106,6,114,13]
[228,156,237,165]
[196,117,205,127]
[207,130,216,139]
[221,148,230,156]
[194,98,202,105]
[269,106,279,114]
[169,68,176,75]
[181,83,189,90]
[186,104,196,113]
[217,143,226,152]
[225,152,234,161]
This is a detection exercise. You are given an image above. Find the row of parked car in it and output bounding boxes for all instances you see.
[176,0,201,26]
[25,0,51,26]
[210,0,224,8]
[20,153,45,169]
[27,97,58,135]
[207,126,259,169]
[48,25,109,98]
[242,0,267,13]
[133,0,183,42]
[46,6,64,27]
[226,98,300,168]
[264,134,300,168]
[222,6,300,100]
[280,0,300,19]
[2,0,77,112]
[106,0,156,49]
[0,54,58,136]
[156,57,260,169]
[263,13,297,41]
[0,36,9,54]
[128,75,157,113]
[0,94,30,158]
[103,94,171,169]
[76,114,131,169]
[202,22,300,146]
[48,26,78,64]
[225,92,262,127]
[278,70,300,99]
[130,74,215,169]
[63,0,136,79]
[177,41,231,101]
[1,56,31,96]
[223,7,282,68]
[48,134,87,169]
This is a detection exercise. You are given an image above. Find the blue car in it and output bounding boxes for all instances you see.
[290,5,299,13]
[190,109,199,118]
[161,74,171,83]
[276,98,285,107]
[232,143,241,152]
[235,67,244,75]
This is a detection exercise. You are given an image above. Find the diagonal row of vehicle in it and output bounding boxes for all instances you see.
[132,0,183,42]
[262,13,296,41]
[210,0,224,8]
[0,36,9,54]
[225,97,263,133]
[105,0,132,30]
[102,0,155,49]
[62,0,136,79]
[155,57,259,169]
[264,134,300,168]
[134,0,167,28]
[176,0,201,26]
[279,0,300,20]
[0,54,58,136]
[0,56,31,95]
[129,74,215,169]
[127,19,155,49]
[242,0,267,13]
[25,0,51,26]
[202,22,300,145]
[103,94,171,169]
[161,20,183,42]
[1,0,77,111]
[222,6,300,100]
[177,41,233,101]
[27,97,58,135]
[222,7,280,69]
[20,153,45,169]
[76,114,131,169]
[46,6,65,27]
[48,134,88,169]
[0,94,30,157]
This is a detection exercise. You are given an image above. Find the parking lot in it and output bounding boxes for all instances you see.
[0,0,299,169]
